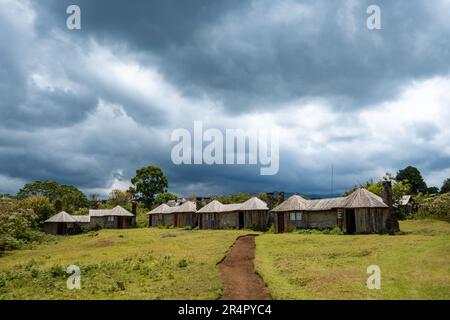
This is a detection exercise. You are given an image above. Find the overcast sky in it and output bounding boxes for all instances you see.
[1,0,450,197]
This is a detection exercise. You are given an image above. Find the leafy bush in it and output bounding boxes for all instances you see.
[416,193,450,220]
[0,198,53,253]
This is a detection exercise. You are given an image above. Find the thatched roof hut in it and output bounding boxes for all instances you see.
[45,211,76,223]
[148,203,172,215]
[271,188,390,234]
[197,200,223,213]
[341,188,387,208]
[271,195,309,212]
[89,205,134,217]
[44,211,89,235]
[173,201,197,213]
[239,197,269,211]
[198,197,270,230]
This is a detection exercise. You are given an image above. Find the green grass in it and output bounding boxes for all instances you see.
[1,220,449,300]
[0,228,248,299]
[255,219,450,299]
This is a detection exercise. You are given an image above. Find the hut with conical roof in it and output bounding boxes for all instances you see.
[147,201,198,228]
[271,188,389,234]
[147,203,174,226]
[173,201,197,228]
[198,197,269,230]
[44,211,89,235]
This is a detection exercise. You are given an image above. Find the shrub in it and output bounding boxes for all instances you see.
[416,193,450,220]
[177,258,188,268]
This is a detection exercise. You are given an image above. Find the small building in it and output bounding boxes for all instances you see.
[148,203,174,226]
[88,206,135,229]
[173,201,197,228]
[198,197,270,230]
[44,211,89,235]
[272,188,389,234]
[44,205,135,235]
[148,201,197,228]
[396,195,415,216]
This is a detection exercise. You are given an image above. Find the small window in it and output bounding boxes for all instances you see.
[208,214,215,221]
[290,212,302,221]
[108,216,114,222]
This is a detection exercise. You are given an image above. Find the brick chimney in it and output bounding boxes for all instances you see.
[382,180,399,234]
[278,191,285,204]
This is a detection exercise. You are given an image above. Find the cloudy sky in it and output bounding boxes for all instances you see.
[1,0,450,197]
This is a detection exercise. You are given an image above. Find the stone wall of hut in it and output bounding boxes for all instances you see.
[88,216,135,229]
[306,211,338,229]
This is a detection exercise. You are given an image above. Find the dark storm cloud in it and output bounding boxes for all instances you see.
[1,0,450,196]
[34,0,450,113]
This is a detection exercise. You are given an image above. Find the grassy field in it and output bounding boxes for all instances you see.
[0,228,248,299]
[255,219,450,299]
[1,220,449,300]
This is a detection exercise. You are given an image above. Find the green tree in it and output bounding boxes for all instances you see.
[108,189,132,207]
[128,166,169,209]
[154,192,178,206]
[17,180,60,200]
[18,196,54,227]
[441,178,450,194]
[395,166,427,194]
[17,180,88,213]
[427,186,440,194]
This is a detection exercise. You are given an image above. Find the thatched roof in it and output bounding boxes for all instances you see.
[197,197,268,213]
[341,188,388,208]
[174,201,197,213]
[148,201,197,215]
[90,205,134,217]
[147,203,172,215]
[239,197,268,211]
[72,215,90,223]
[197,200,223,213]
[306,197,345,211]
[271,195,309,212]
[271,188,387,212]
[45,211,76,223]
[220,203,242,212]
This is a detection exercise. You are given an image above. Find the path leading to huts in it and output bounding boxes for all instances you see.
[218,235,272,300]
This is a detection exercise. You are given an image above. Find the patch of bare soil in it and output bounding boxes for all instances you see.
[218,235,272,300]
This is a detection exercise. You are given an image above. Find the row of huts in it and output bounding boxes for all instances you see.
[44,187,396,235]
[148,197,270,230]
[44,205,135,235]
[147,188,394,234]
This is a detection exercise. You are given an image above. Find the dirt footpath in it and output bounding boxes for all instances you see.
[218,235,272,300]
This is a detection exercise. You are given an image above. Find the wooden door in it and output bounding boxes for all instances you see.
[238,212,244,229]
[57,223,64,235]
[277,213,285,233]
[117,216,124,229]
[345,209,356,234]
